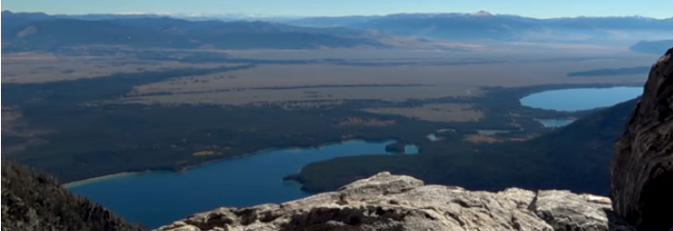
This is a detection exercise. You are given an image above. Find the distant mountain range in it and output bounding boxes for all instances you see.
[3,10,673,52]
[1,11,387,52]
[0,10,303,22]
[287,13,673,42]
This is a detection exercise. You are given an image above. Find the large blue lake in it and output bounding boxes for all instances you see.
[67,86,642,228]
[520,87,642,111]
[69,140,403,228]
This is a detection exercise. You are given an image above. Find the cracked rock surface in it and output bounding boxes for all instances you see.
[156,172,633,231]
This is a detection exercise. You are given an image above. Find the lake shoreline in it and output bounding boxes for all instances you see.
[63,172,140,188]
[63,139,397,188]
[55,83,637,188]
[173,138,396,173]
[68,139,397,227]
[520,86,642,112]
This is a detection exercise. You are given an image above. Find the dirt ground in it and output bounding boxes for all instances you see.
[363,104,482,122]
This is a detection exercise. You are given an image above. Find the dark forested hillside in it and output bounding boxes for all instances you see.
[567,66,651,77]
[1,161,145,231]
[1,66,597,184]
[288,98,639,195]
[630,40,673,54]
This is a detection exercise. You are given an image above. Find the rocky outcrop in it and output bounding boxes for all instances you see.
[612,48,673,230]
[1,161,145,231]
[156,172,633,231]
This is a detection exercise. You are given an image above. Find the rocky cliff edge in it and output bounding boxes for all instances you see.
[612,48,673,230]
[156,172,633,231]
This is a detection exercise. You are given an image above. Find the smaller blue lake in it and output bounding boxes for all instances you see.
[68,140,397,228]
[437,128,455,133]
[520,87,642,111]
[477,130,511,135]
[535,119,575,128]
[404,144,420,154]
[426,134,438,141]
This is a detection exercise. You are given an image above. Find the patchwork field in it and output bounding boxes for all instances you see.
[363,103,483,122]
[2,48,655,136]
[1,52,225,83]
[2,47,654,109]
[122,48,655,106]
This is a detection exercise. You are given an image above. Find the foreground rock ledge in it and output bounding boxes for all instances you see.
[156,172,633,231]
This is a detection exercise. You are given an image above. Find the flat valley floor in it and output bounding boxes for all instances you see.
[0,44,656,191]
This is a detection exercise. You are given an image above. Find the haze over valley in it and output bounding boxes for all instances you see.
[1,2,672,229]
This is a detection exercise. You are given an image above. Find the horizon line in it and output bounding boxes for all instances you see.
[3,9,672,20]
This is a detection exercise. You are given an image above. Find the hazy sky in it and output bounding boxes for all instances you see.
[3,0,672,18]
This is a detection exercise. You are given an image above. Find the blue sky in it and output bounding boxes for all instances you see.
[3,0,671,18]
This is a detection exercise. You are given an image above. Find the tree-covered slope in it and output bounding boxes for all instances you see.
[1,161,146,231]
[287,98,639,195]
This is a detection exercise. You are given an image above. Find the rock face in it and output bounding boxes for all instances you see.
[156,172,633,231]
[612,48,673,230]
[1,161,145,231]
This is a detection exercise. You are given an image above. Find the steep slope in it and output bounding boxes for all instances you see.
[611,48,673,230]
[1,161,146,231]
